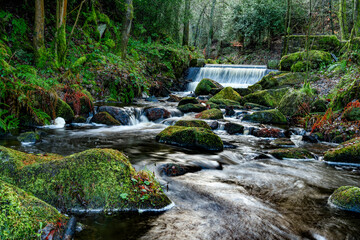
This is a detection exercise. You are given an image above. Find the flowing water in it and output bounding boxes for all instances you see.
[1,65,360,240]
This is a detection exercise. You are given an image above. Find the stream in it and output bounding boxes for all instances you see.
[1,65,360,240]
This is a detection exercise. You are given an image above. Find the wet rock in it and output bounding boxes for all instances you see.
[195,78,223,96]
[167,94,182,102]
[324,138,360,163]
[253,128,284,138]
[0,180,67,239]
[329,186,360,213]
[92,112,121,125]
[98,106,130,125]
[271,138,295,147]
[178,97,199,106]
[0,146,171,212]
[174,120,211,129]
[196,109,224,120]
[55,99,75,122]
[302,134,318,143]
[225,106,235,116]
[73,116,87,123]
[17,131,41,143]
[156,126,223,152]
[209,121,219,130]
[224,123,244,135]
[145,96,159,102]
[178,103,207,113]
[145,108,171,121]
[254,153,271,160]
[270,148,313,160]
[209,87,242,102]
[244,103,270,111]
[243,109,287,125]
[160,163,202,177]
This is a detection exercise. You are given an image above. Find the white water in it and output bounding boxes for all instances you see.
[187,64,269,92]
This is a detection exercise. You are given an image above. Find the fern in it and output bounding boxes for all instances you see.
[0,105,19,132]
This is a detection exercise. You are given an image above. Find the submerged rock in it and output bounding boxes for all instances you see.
[243,109,287,125]
[160,163,202,177]
[178,103,206,113]
[17,131,41,143]
[92,112,121,125]
[210,87,242,102]
[145,107,171,121]
[324,138,360,163]
[156,126,223,152]
[0,146,171,212]
[174,120,211,129]
[270,148,313,160]
[329,186,360,213]
[195,78,223,96]
[0,180,67,239]
[196,109,224,120]
[224,123,244,135]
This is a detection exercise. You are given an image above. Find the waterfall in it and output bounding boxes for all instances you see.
[187,64,270,92]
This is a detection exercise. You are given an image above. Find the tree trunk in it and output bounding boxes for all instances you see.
[282,0,292,56]
[118,0,133,59]
[206,0,216,59]
[329,0,335,34]
[194,5,207,47]
[56,0,67,66]
[182,0,191,46]
[348,0,359,41]
[339,0,348,40]
[34,0,45,65]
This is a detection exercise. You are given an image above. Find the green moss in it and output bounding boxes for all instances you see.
[248,84,262,92]
[55,99,75,122]
[270,148,313,160]
[331,79,360,111]
[156,126,223,152]
[104,39,115,49]
[285,35,341,53]
[280,50,332,71]
[207,99,242,109]
[17,132,40,143]
[0,147,171,211]
[178,103,206,113]
[72,56,87,68]
[174,120,211,129]
[243,109,287,125]
[343,107,360,121]
[196,109,223,120]
[243,103,270,110]
[210,87,241,102]
[195,78,222,96]
[178,97,199,106]
[16,65,37,75]
[277,89,309,117]
[242,88,289,108]
[0,180,67,239]
[329,186,360,213]
[324,138,360,163]
[92,112,121,125]
[56,24,67,66]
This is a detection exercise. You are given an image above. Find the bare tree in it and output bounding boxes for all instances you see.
[34,0,45,65]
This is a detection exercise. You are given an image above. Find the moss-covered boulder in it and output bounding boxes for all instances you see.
[195,78,223,96]
[55,99,75,122]
[175,120,211,129]
[257,72,306,90]
[178,97,199,106]
[92,112,121,125]
[277,89,309,117]
[178,103,206,113]
[343,106,360,121]
[324,138,360,163]
[280,50,332,72]
[270,148,313,160]
[17,132,41,143]
[241,88,289,108]
[0,180,67,239]
[207,99,242,109]
[244,103,270,110]
[243,109,287,125]
[0,146,171,212]
[196,109,224,120]
[156,126,223,152]
[329,186,360,213]
[331,79,360,110]
[210,87,241,102]
[224,123,244,135]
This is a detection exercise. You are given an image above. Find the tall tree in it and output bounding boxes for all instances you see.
[206,0,216,59]
[182,0,191,46]
[282,0,292,56]
[193,5,207,47]
[118,0,133,59]
[33,0,45,65]
[329,0,335,34]
[339,0,348,40]
[55,0,67,66]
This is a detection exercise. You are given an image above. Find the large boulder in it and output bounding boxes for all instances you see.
[257,72,306,90]
[329,186,360,213]
[91,112,121,125]
[241,88,289,108]
[178,97,199,106]
[243,109,287,125]
[224,123,244,135]
[175,120,211,129]
[156,126,223,152]
[0,146,171,212]
[17,131,41,143]
[178,103,207,113]
[55,99,74,122]
[209,87,241,102]
[324,138,360,163]
[196,109,224,120]
[277,89,310,117]
[0,180,67,239]
[280,50,333,72]
[195,78,223,96]
[208,98,242,109]
[98,106,131,125]
[144,107,171,121]
[270,148,313,160]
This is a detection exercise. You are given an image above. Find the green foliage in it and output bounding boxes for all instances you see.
[0,104,19,132]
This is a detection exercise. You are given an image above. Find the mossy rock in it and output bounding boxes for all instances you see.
[329,186,360,213]
[210,87,241,102]
[196,109,223,120]
[178,103,206,113]
[330,79,360,110]
[73,116,87,123]
[92,112,121,125]
[343,107,360,121]
[178,97,199,106]
[224,123,244,135]
[279,50,332,72]
[243,109,287,125]
[55,99,75,122]
[248,84,262,93]
[195,78,223,96]
[324,138,360,163]
[156,126,223,152]
[271,138,295,147]
[208,98,242,109]
[207,102,220,109]
[0,147,171,212]
[0,180,67,239]
[277,89,309,117]
[244,103,270,110]
[234,88,252,96]
[175,120,211,129]
[242,88,289,108]
[17,132,41,143]
[270,148,313,160]
[258,72,306,90]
